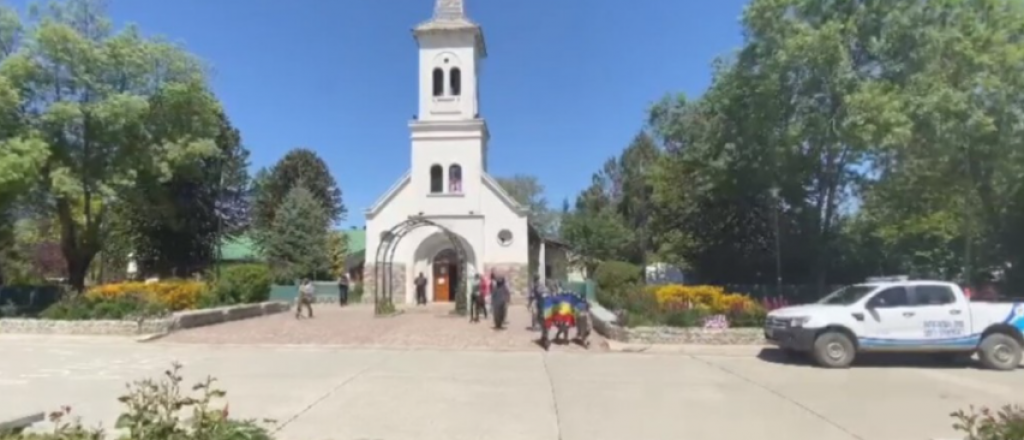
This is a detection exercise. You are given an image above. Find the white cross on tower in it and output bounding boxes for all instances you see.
[434,0,465,21]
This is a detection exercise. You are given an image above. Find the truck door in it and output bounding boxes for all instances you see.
[860,286,916,348]
[908,284,971,348]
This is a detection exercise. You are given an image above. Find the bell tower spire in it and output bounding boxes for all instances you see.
[412,0,487,122]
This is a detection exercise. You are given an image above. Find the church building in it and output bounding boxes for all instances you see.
[362,0,568,304]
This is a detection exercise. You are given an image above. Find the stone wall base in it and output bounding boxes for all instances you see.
[483,263,528,298]
[0,301,290,336]
[587,300,766,345]
[362,264,407,304]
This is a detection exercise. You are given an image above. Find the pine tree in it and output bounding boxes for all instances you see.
[264,186,331,282]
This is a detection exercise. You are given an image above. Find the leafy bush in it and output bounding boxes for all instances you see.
[594,261,643,293]
[594,261,643,311]
[86,280,207,311]
[0,363,274,440]
[952,405,1024,440]
[350,283,364,302]
[40,294,169,321]
[211,264,272,305]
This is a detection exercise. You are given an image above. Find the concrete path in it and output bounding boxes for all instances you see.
[1,335,1020,440]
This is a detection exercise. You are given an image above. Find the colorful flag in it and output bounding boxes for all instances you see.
[541,293,587,329]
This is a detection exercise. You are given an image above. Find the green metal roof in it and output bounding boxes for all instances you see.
[220,235,261,261]
[218,228,366,262]
[343,229,366,254]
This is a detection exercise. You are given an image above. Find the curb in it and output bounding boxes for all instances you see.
[605,341,768,356]
[135,332,170,343]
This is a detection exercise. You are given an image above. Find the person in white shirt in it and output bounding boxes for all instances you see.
[296,279,315,319]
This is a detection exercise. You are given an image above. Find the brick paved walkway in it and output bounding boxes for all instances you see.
[159,303,606,352]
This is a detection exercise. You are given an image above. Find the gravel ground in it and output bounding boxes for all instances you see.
[158,303,606,352]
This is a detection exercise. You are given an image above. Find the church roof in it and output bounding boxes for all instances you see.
[413,0,487,57]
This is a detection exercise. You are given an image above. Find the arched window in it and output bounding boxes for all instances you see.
[429,164,443,193]
[448,164,462,193]
[449,67,462,96]
[432,68,444,97]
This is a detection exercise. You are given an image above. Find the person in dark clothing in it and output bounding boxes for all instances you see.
[338,274,350,306]
[414,272,428,305]
[527,275,544,331]
[574,294,592,348]
[476,272,489,320]
[470,274,485,323]
[491,275,510,330]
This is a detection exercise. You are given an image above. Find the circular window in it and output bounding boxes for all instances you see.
[497,229,513,247]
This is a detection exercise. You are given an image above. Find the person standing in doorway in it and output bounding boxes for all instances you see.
[296,278,315,319]
[415,272,428,305]
[338,274,350,306]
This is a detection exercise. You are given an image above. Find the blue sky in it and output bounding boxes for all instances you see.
[9,0,748,227]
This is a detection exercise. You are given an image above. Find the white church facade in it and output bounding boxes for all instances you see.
[362,0,569,304]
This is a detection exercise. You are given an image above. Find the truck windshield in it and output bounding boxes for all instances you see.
[817,285,877,305]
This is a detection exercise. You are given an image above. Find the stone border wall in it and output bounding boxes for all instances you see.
[587,301,767,345]
[362,264,407,304]
[0,301,290,336]
[483,263,528,298]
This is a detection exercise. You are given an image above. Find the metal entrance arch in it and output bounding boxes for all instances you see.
[374,216,468,315]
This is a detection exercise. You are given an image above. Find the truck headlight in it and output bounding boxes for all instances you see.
[788,317,811,327]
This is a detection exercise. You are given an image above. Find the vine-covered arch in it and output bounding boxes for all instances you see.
[374,216,468,315]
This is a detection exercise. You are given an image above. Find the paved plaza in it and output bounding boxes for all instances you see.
[1,331,1021,440]
[159,303,603,352]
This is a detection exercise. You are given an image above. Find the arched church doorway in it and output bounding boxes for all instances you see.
[432,248,459,302]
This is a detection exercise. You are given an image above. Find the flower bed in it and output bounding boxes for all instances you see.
[33,264,273,322]
[592,284,793,345]
[600,284,789,329]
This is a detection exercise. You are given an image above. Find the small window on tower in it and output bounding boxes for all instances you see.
[448,164,462,193]
[450,68,462,96]
[432,68,444,97]
[430,164,443,193]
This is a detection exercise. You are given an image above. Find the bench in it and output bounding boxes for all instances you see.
[0,412,44,434]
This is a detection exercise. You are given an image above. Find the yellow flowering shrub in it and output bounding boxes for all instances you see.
[651,284,761,314]
[86,280,208,311]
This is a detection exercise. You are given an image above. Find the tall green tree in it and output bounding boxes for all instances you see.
[0,0,223,290]
[252,148,344,248]
[264,186,331,282]
[124,111,251,278]
[643,0,1024,291]
[559,207,633,277]
[496,174,557,236]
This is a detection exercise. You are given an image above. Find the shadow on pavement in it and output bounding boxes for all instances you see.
[755,347,1023,370]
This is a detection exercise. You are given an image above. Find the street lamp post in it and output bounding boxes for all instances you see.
[770,186,782,296]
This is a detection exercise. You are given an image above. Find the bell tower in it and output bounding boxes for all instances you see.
[409,0,490,207]
[413,0,486,122]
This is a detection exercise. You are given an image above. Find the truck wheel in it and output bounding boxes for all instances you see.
[812,331,855,369]
[978,333,1022,371]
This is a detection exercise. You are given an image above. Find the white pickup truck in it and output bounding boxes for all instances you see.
[764,278,1024,370]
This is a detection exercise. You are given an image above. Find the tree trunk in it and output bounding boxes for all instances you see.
[66,253,91,293]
